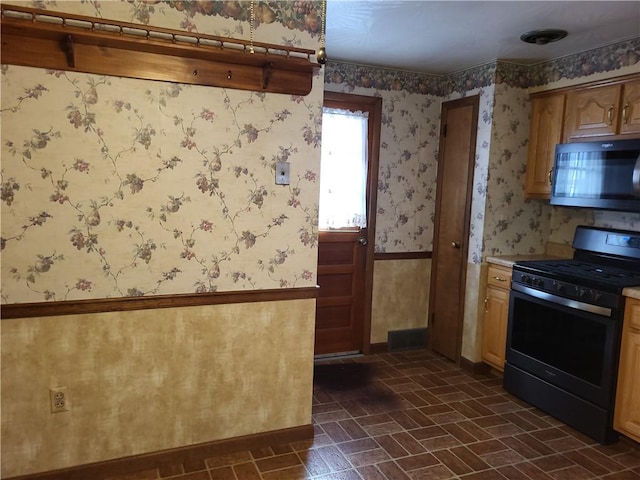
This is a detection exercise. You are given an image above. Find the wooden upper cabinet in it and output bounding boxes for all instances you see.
[525,75,640,199]
[564,77,640,142]
[525,93,565,198]
[620,79,640,137]
[564,83,622,141]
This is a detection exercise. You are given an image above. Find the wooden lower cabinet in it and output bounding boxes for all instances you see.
[614,297,640,442]
[482,264,512,371]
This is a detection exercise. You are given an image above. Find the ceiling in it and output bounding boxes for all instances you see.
[324,1,640,75]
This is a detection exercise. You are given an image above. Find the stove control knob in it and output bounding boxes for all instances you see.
[552,281,564,292]
[578,288,588,298]
[520,274,531,284]
[594,291,603,302]
[535,278,544,288]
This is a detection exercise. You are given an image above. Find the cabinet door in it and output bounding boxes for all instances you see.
[482,285,510,371]
[564,84,621,141]
[614,298,640,442]
[619,80,640,137]
[525,94,565,198]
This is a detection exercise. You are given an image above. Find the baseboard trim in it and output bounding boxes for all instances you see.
[459,356,491,376]
[7,424,314,480]
[369,342,388,354]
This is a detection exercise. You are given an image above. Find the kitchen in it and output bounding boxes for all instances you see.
[1,1,640,478]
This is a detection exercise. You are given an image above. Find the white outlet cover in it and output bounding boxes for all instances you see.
[275,162,290,185]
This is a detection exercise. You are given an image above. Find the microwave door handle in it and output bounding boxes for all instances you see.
[634,154,640,197]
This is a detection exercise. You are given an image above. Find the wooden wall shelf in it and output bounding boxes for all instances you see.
[1,5,320,95]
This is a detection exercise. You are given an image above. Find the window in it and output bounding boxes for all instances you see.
[318,107,368,230]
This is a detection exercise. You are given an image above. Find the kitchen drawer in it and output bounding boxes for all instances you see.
[487,264,512,289]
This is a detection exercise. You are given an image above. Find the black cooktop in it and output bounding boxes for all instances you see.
[513,226,640,292]
[514,258,640,291]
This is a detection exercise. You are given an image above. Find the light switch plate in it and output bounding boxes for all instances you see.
[275,161,290,185]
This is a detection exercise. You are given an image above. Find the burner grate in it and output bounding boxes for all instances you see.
[515,259,640,290]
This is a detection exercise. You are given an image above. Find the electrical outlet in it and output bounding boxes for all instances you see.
[50,387,69,413]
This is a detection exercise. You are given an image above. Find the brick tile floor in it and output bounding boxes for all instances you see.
[112,349,640,479]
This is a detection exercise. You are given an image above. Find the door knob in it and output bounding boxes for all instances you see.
[357,237,368,246]
[451,241,461,249]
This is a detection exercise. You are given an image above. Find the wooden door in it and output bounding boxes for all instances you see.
[620,79,640,137]
[315,230,366,355]
[564,84,621,141]
[525,93,565,199]
[315,92,381,356]
[429,96,479,361]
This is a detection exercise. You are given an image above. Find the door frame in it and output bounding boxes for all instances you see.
[428,95,479,362]
[321,91,382,355]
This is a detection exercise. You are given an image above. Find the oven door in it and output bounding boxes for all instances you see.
[506,286,621,408]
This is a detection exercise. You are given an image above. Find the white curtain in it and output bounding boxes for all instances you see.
[319,107,368,229]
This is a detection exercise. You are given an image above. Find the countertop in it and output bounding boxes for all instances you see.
[484,254,566,269]
[623,287,640,300]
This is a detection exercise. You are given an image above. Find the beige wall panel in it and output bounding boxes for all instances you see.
[371,259,430,344]
[1,299,315,477]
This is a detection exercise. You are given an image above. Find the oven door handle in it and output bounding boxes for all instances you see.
[512,283,612,317]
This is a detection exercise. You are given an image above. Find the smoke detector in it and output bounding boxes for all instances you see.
[520,29,568,45]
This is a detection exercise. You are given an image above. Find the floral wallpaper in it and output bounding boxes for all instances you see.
[2,0,640,304]
[481,80,551,257]
[1,1,323,304]
[375,91,440,252]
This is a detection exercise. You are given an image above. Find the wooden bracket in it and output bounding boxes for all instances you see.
[262,62,273,90]
[64,34,76,68]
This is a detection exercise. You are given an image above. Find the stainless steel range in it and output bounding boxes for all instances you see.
[504,226,640,444]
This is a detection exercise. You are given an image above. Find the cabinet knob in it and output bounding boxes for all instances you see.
[493,276,507,282]
[548,168,553,185]
[451,241,461,249]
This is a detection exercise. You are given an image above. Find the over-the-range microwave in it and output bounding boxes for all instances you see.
[550,138,640,212]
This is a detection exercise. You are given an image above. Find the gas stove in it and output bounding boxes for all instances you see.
[513,227,640,309]
[505,225,640,444]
